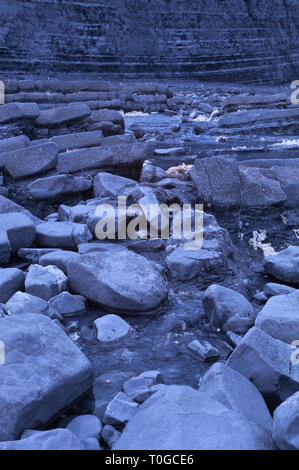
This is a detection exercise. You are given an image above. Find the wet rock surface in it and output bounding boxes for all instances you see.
[0,79,298,450]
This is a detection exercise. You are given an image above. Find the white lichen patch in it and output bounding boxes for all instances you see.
[249,230,277,256]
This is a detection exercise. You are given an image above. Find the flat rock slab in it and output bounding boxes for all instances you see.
[67,250,168,312]
[36,221,92,249]
[113,385,274,450]
[0,135,30,153]
[4,142,58,180]
[35,104,91,127]
[0,313,93,441]
[50,130,102,152]
[28,174,92,201]
[264,246,299,285]
[0,103,40,124]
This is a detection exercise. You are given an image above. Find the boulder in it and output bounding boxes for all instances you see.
[94,314,131,343]
[202,284,255,334]
[5,291,48,315]
[123,371,164,404]
[0,313,93,441]
[190,156,240,209]
[273,392,299,450]
[67,251,167,312]
[264,246,299,285]
[198,363,273,431]
[36,221,92,249]
[0,268,25,303]
[28,174,92,201]
[4,142,58,180]
[103,392,139,427]
[113,385,274,450]
[102,425,121,449]
[0,212,36,265]
[66,415,102,441]
[240,167,287,207]
[35,104,91,127]
[0,135,30,153]
[39,250,80,274]
[228,327,299,410]
[48,292,86,318]
[93,172,136,198]
[255,290,299,343]
[0,102,40,124]
[0,429,84,450]
[271,166,299,209]
[25,264,68,301]
[263,282,296,297]
[50,130,102,151]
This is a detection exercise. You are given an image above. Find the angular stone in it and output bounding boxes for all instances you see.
[202,284,255,334]
[198,363,273,431]
[0,102,40,124]
[93,172,136,198]
[103,391,139,427]
[0,313,93,441]
[0,212,36,265]
[227,327,299,410]
[67,251,167,312]
[264,246,299,285]
[188,339,219,361]
[4,142,58,180]
[48,292,86,318]
[0,268,25,303]
[25,264,68,301]
[240,167,287,207]
[90,109,124,130]
[18,248,61,264]
[255,290,299,343]
[36,221,92,249]
[0,195,40,225]
[94,314,131,343]
[273,392,299,450]
[50,130,102,151]
[28,174,92,201]
[113,385,274,450]
[264,282,296,297]
[0,135,30,153]
[102,425,121,449]
[5,291,48,315]
[123,372,164,404]
[35,104,91,127]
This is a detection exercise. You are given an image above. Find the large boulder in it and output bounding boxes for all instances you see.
[255,290,299,343]
[67,251,167,312]
[190,156,240,209]
[113,385,274,450]
[273,392,299,450]
[198,363,273,431]
[0,429,84,450]
[28,174,92,201]
[202,284,255,334]
[264,246,299,285]
[228,327,299,410]
[36,221,92,249]
[0,313,93,441]
[4,142,58,180]
[35,104,91,127]
[0,212,36,265]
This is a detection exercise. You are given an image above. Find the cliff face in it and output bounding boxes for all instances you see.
[0,0,298,82]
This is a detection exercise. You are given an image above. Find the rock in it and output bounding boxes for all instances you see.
[0,212,36,265]
[0,429,84,450]
[190,156,240,209]
[154,147,185,156]
[0,102,40,124]
[50,130,102,151]
[93,172,136,198]
[35,104,91,127]
[129,124,145,139]
[113,385,274,450]
[103,391,139,427]
[102,425,121,448]
[140,162,166,183]
[240,167,287,207]
[198,363,273,431]
[188,339,219,361]
[271,166,299,209]
[81,437,102,450]
[226,330,243,347]
[18,248,61,264]
[48,292,86,318]
[0,268,25,303]
[94,314,131,343]
[0,135,30,153]
[0,313,93,441]
[264,246,299,285]
[39,250,80,273]
[255,290,299,343]
[25,264,68,301]
[123,371,164,403]
[5,291,48,315]
[36,221,92,249]
[273,392,299,450]
[67,251,167,312]
[227,327,299,410]
[0,195,40,225]
[4,142,58,180]
[89,109,124,131]
[66,415,102,441]
[202,284,255,334]
[28,175,92,201]
[264,282,296,297]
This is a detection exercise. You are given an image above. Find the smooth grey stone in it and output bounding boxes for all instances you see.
[93,172,136,198]
[6,291,48,315]
[28,174,92,201]
[35,103,91,127]
[66,414,102,440]
[94,314,131,343]
[264,246,299,285]
[273,391,299,450]
[48,291,86,318]
[0,212,36,265]
[264,282,296,297]
[103,391,139,427]
[102,425,121,449]
[25,264,67,301]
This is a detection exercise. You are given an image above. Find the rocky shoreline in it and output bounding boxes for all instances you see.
[0,79,298,450]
